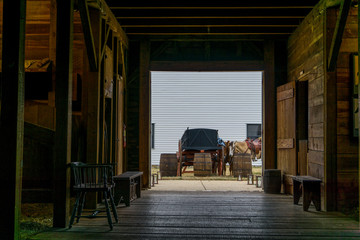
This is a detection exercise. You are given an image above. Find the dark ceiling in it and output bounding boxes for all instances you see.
[106,0,321,39]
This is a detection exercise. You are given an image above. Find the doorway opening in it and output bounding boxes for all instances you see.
[151,71,262,191]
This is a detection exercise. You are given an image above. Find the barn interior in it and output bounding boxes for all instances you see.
[0,0,359,238]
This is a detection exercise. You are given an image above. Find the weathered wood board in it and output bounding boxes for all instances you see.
[277,81,297,177]
[33,191,360,239]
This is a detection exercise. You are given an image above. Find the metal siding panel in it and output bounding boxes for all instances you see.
[151,72,262,165]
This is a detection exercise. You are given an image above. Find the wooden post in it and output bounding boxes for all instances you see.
[358,1,360,222]
[78,0,97,71]
[119,43,126,172]
[324,71,337,211]
[327,0,352,71]
[49,0,57,90]
[139,40,151,188]
[109,36,115,166]
[0,0,26,238]
[85,9,101,164]
[112,38,119,170]
[53,0,73,228]
[83,8,102,208]
[263,40,277,170]
[99,19,106,163]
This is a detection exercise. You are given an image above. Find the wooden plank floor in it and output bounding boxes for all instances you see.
[32,191,360,239]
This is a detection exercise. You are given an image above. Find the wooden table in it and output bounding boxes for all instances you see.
[292,175,321,211]
[113,171,143,206]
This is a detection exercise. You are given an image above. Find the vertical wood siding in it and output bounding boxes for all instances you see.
[328,7,359,211]
[288,2,326,209]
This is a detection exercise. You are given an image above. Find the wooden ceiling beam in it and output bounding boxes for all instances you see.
[105,0,320,8]
[122,24,298,28]
[87,0,128,48]
[111,9,311,18]
[117,16,305,19]
[327,0,352,71]
[149,60,265,71]
[124,27,294,34]
[126,32,292,35]
[111,6,314,10]
[118,17,303,23]
[78,0,97,71]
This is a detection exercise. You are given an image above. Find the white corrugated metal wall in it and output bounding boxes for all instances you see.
[151,71,262,165]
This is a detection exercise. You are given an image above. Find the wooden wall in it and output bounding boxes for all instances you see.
[287,1,326,209]
[288,1,359,211]
[1,0,126,201]
[0,0,85,201]
[327,6,359,212]
[126,41,140,171]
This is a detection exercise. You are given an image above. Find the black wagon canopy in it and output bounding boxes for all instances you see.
[181,128,222,151]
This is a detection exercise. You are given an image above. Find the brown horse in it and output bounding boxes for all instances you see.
[224,138,262,175]
[245,137,262,160]
[224,141,250,175]
[223,141,233,175]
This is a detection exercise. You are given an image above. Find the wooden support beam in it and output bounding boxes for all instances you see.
[327,0,352,71]
[88,0,128,48]
[324,71,337,211]
[118,16,305,19]
[78,0,98,71]
[53,0,73,228]
[263,40,277,170]
[108,35,114,165]
[99,19,106,163]
[122,24,299,28]
[126,32,292,36]
[358,1,360,222]
[112,37,119,172]
[139,40,151,188]
[326,0,342,8]
[120,43,127,171]
[118,42,129,171]
[111,6,314,10]
[49,0,57,90]
[100,26,111,61]
[0,1,26,239]
[149,61,265,71]
[83,8,102,208]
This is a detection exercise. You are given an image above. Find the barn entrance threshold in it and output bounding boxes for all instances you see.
[149,179,263,192]
[32,191,360,239]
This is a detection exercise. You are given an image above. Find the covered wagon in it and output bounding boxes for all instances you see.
[177,128,224,176]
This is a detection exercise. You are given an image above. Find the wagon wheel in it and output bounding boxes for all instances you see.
[177,140,182,176]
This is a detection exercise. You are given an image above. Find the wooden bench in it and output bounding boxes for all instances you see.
[292,176,321,211]
[113,171,143,206]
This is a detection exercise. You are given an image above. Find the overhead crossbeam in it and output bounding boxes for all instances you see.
[78,0,98,71]
[88,0,128,48]
[327,0,352,71]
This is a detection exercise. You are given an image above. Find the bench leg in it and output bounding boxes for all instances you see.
[137,176,142,198]
[293,180,302,205]
[311,182,321,211]
[302,182,321,211]
[302,186,312,211]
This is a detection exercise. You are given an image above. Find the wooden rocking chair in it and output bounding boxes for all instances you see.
[69,162,118,230]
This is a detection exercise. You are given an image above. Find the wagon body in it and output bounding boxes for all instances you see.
[177,128,224,176]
